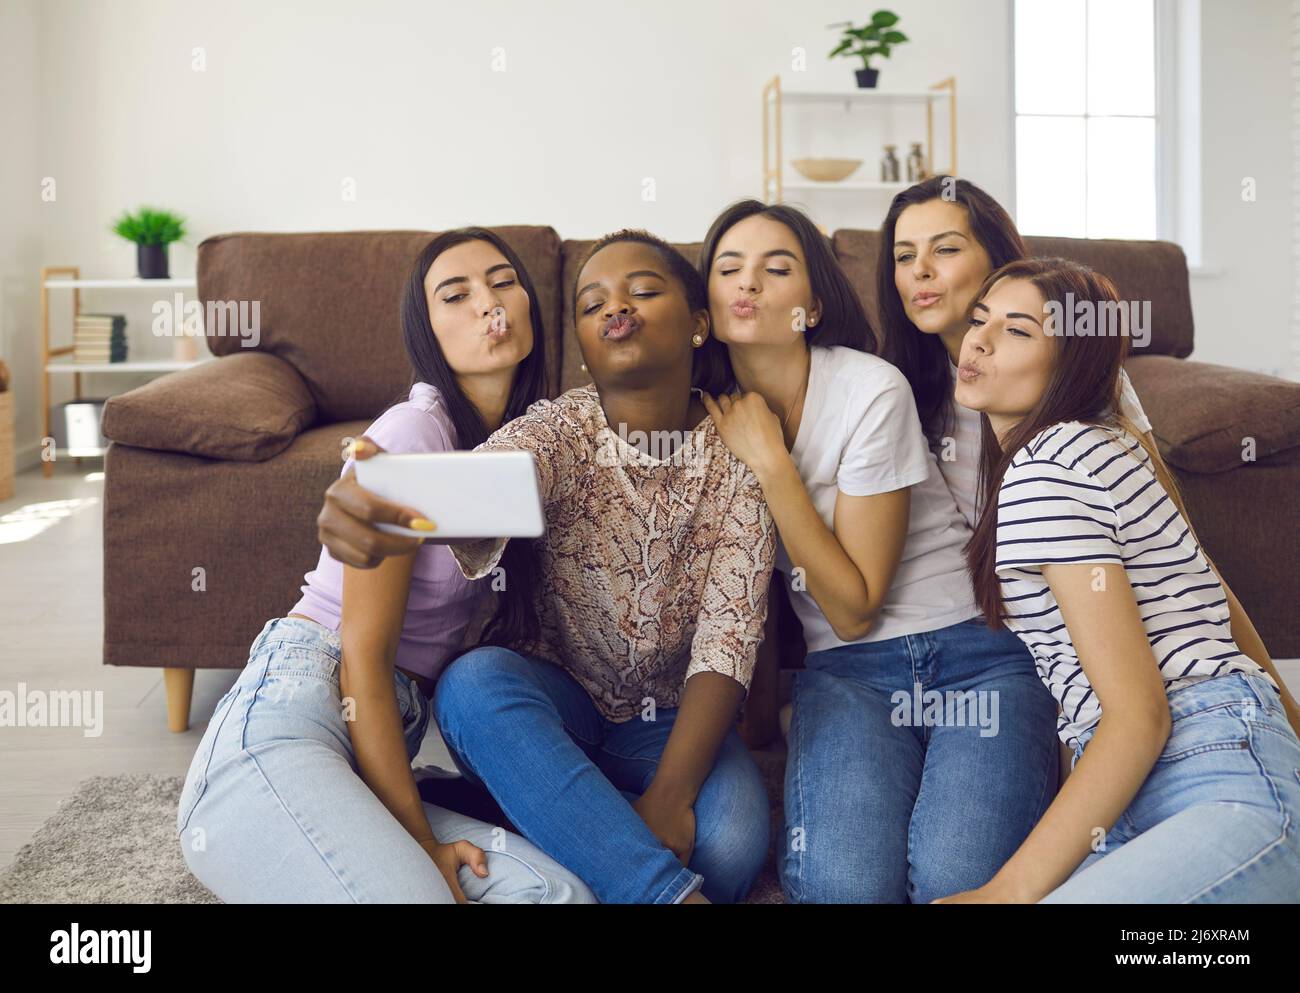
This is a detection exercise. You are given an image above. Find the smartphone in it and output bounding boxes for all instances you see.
[354,450,545,539]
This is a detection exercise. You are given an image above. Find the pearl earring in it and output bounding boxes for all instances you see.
[692,334,704,346]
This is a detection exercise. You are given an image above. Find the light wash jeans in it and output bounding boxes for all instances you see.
[433,645,770,904]
[782,616,1060,903]
[1041,670,1300,903]
[176,616,596,903]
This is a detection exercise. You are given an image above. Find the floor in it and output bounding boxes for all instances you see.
[1,459,1298,867]
[0,459,447,866]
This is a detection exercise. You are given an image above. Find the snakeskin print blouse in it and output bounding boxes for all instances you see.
[451,385,776,723]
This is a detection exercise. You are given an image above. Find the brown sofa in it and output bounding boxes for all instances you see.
[101,227,1300,737]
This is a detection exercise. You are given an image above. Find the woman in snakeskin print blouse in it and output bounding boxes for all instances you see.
[319,229,776,904]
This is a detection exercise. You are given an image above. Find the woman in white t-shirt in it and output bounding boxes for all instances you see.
[696,200,1060,904]
[940,257,1300,902]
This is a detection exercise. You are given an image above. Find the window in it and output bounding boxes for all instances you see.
[1013,0,1158,240]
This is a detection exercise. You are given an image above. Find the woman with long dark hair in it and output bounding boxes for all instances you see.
[941,257,1300,902]
[876,175,1300,741]
[695,199,1059,903]
[317,229,777,904]
[176,228,594,903]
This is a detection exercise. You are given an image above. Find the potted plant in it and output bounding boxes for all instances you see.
[828,11,909,88]
[111,207,187,279]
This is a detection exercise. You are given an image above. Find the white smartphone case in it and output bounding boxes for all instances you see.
[354,450,545,539]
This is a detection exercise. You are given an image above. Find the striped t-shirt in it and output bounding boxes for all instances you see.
[994,420,1276,750]
[941,362,1153,529]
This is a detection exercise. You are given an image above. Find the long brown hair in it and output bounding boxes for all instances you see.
[965,258,1186,626]
[877,176,1027,447]
[398,228,547,650]
[695,199,879,392]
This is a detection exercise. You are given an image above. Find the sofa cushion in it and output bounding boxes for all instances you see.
[197,227,565,422]
[1125,354,1300,472]
[101,352,317,462]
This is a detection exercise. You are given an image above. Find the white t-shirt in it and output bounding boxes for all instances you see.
[994,420,1276,751]
[939,360,1155,529]
[776,346,981,652]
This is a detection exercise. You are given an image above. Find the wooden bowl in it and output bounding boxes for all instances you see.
[791,157,863,182]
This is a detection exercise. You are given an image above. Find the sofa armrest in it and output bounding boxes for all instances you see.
[1124,355,1300,473]
[102,352,317,461]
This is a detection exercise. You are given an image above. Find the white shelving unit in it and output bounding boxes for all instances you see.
[762,75,957,206]
[40,268,209,476]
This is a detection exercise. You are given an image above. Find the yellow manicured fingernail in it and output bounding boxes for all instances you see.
[410,518,436,532]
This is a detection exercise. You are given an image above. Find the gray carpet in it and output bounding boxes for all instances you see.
[0,758,788,904]
[0,774,218,904]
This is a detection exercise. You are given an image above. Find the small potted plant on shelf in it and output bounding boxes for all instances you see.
[828,11,909,88]
[110,206,187,279]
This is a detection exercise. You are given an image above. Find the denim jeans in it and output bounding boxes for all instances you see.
[177,616,595,903]
[781,615,1060,903]
[1041,670,1300,902]
[432,645,770,904]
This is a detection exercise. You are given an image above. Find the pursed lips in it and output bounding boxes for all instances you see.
[602,313,641,340]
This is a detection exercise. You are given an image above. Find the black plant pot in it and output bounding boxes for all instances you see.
[137,243,169,279]
[855,68,880,89]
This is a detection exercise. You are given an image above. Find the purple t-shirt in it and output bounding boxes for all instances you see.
[290,382,487,682]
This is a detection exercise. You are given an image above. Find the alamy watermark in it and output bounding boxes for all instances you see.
[151,294,261,348]
[595,423,706,476]
[0,684,103,737]
[1043,293,1151,349]
[890,681,1000,738]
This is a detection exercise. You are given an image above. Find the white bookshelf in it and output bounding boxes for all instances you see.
[45,356,209,374]
[762,75,957,206]
[40,266,207,476]
[783,180,913,193]
[42,277,196,290]
[780,88,953,105]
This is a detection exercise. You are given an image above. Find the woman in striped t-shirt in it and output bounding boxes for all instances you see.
[942,257,1300,903]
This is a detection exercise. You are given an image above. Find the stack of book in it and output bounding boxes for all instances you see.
[74,314,128,363]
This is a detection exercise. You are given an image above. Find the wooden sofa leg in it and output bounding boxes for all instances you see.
[164,667,195,733]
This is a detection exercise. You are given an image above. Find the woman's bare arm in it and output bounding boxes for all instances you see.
[937,562,1172,903]
[339,550,434,845]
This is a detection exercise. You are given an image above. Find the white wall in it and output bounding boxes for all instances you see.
[12,0,1017,470]
[1189,0,1295,378]
[31,0,1013,247]
[2,0,1293,471]
[0,0,44,468]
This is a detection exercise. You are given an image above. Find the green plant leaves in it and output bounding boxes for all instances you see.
[829,9,908,67]
[110,206,187,246]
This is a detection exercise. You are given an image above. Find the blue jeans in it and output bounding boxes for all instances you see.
[432,645,770,904]
[781,616,1059,903]
[177,616,595,903]
[1041,670,1300,902]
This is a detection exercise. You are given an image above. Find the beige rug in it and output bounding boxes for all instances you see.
[0,759,787,904]
[0,774,218,904]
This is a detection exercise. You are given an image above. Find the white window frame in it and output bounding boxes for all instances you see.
[1009,0,1202,265]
